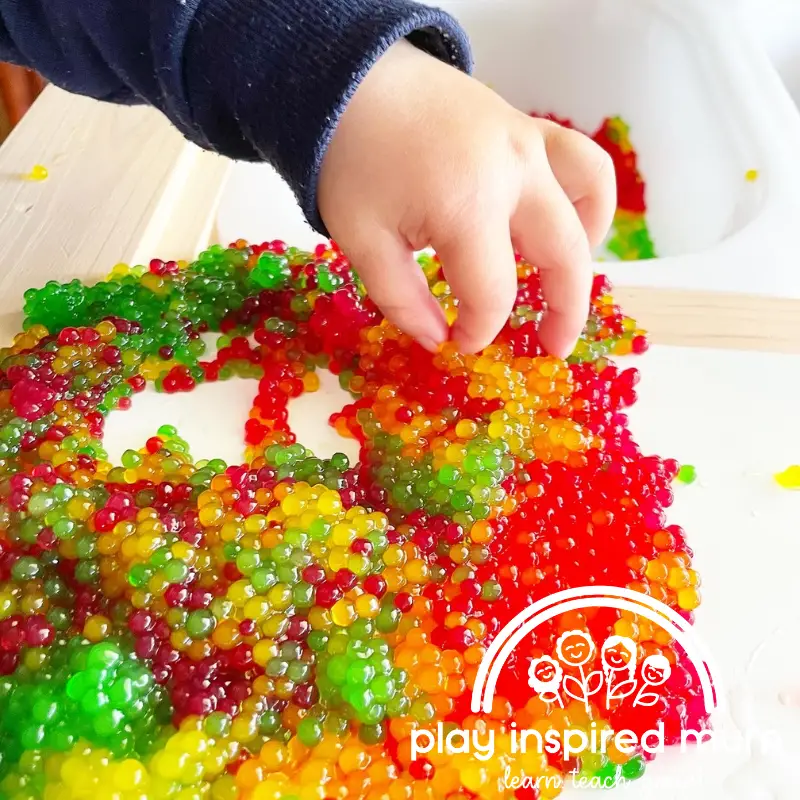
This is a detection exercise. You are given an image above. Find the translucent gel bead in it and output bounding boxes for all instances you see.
[24,165,49,182]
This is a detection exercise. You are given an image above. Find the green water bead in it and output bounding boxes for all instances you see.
[250,253,291,290]
[297,717,324,747]
[186,609,216,639]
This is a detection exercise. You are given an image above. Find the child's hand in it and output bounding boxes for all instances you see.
[319,40,616,357]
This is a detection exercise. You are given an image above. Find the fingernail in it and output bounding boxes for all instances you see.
[416,335,442,353]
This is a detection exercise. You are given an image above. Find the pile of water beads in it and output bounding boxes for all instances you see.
[0,238,708,800]
[530,115,656,262]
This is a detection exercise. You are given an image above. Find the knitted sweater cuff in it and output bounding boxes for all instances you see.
[187,0,472,235]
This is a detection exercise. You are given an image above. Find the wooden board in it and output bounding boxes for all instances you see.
[0,86,231,343]
[613,286,800,354]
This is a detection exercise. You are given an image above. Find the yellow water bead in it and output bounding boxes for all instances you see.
[331,598,357,627]
[243,597,272,621]
[253,639,279,667]
[354,593,380,619]
[199,505,225,527]
[403,559,429,584]
[644,559,669,583]
[66,496,94,521]
[382,544,406,568]
[83,614,112,642]
[677,587,702,611]
[307,606,332,630]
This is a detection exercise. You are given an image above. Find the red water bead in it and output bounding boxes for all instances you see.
[314,582,343,608]
[302,564,325,585]
[362,575,386,598]
[24,615,54,647]
[11,378,56,421]
[350,538,373,556]
[292,683,318,709]
[0,651,19,675]
[162,366,195,393]
[244,418,268,445]
[409,759,435,781]
[146,437,164,454]
[394,406,414,423]
[127,374,146,393]
[393,592,413,612]
[229,643,254,671]
[101,346,122,365]
[443,523,464,544]
[149,259,180,275]
[57,327,82,345]
[239,619,257,637]
[445,625,476,651]
[20,431,39,452]
[411,529,436,553]
[187,588,213,609]
[286,616,310,641]
[165,585,189,608]
[632,335,649,354]
[93,507,119,533]
[80,328,101,345]
[45,425,69,442]
[0,619,23,652]
[129,610,156,635]
[154,642,181,667]
[76,454,97,472]
[85,411,105,438]
[334,569,357,591]
[36,528,57,550]
[9,491,30,512]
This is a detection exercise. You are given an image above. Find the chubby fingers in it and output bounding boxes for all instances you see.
[512,143,594,359]
[435,211,519,355]
[344,230,448,352]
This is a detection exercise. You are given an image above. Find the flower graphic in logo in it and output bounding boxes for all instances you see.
[555,631,602,713]
[527,656,564,707]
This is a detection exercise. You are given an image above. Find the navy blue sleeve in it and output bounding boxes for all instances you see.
[0,0,472,234]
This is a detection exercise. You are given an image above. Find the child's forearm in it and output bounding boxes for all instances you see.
[0,0,470,233]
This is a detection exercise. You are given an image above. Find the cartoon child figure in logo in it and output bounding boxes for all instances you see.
[528,655,564,707]
[600,636,638,709]
[555,630,602,713]
[633,654,672,707]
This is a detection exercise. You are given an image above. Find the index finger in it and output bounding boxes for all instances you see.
[434,214,518,354]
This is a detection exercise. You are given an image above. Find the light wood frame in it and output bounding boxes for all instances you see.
[0,86,798,353]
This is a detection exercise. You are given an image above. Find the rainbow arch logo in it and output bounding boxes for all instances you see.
[470,585,723,717]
